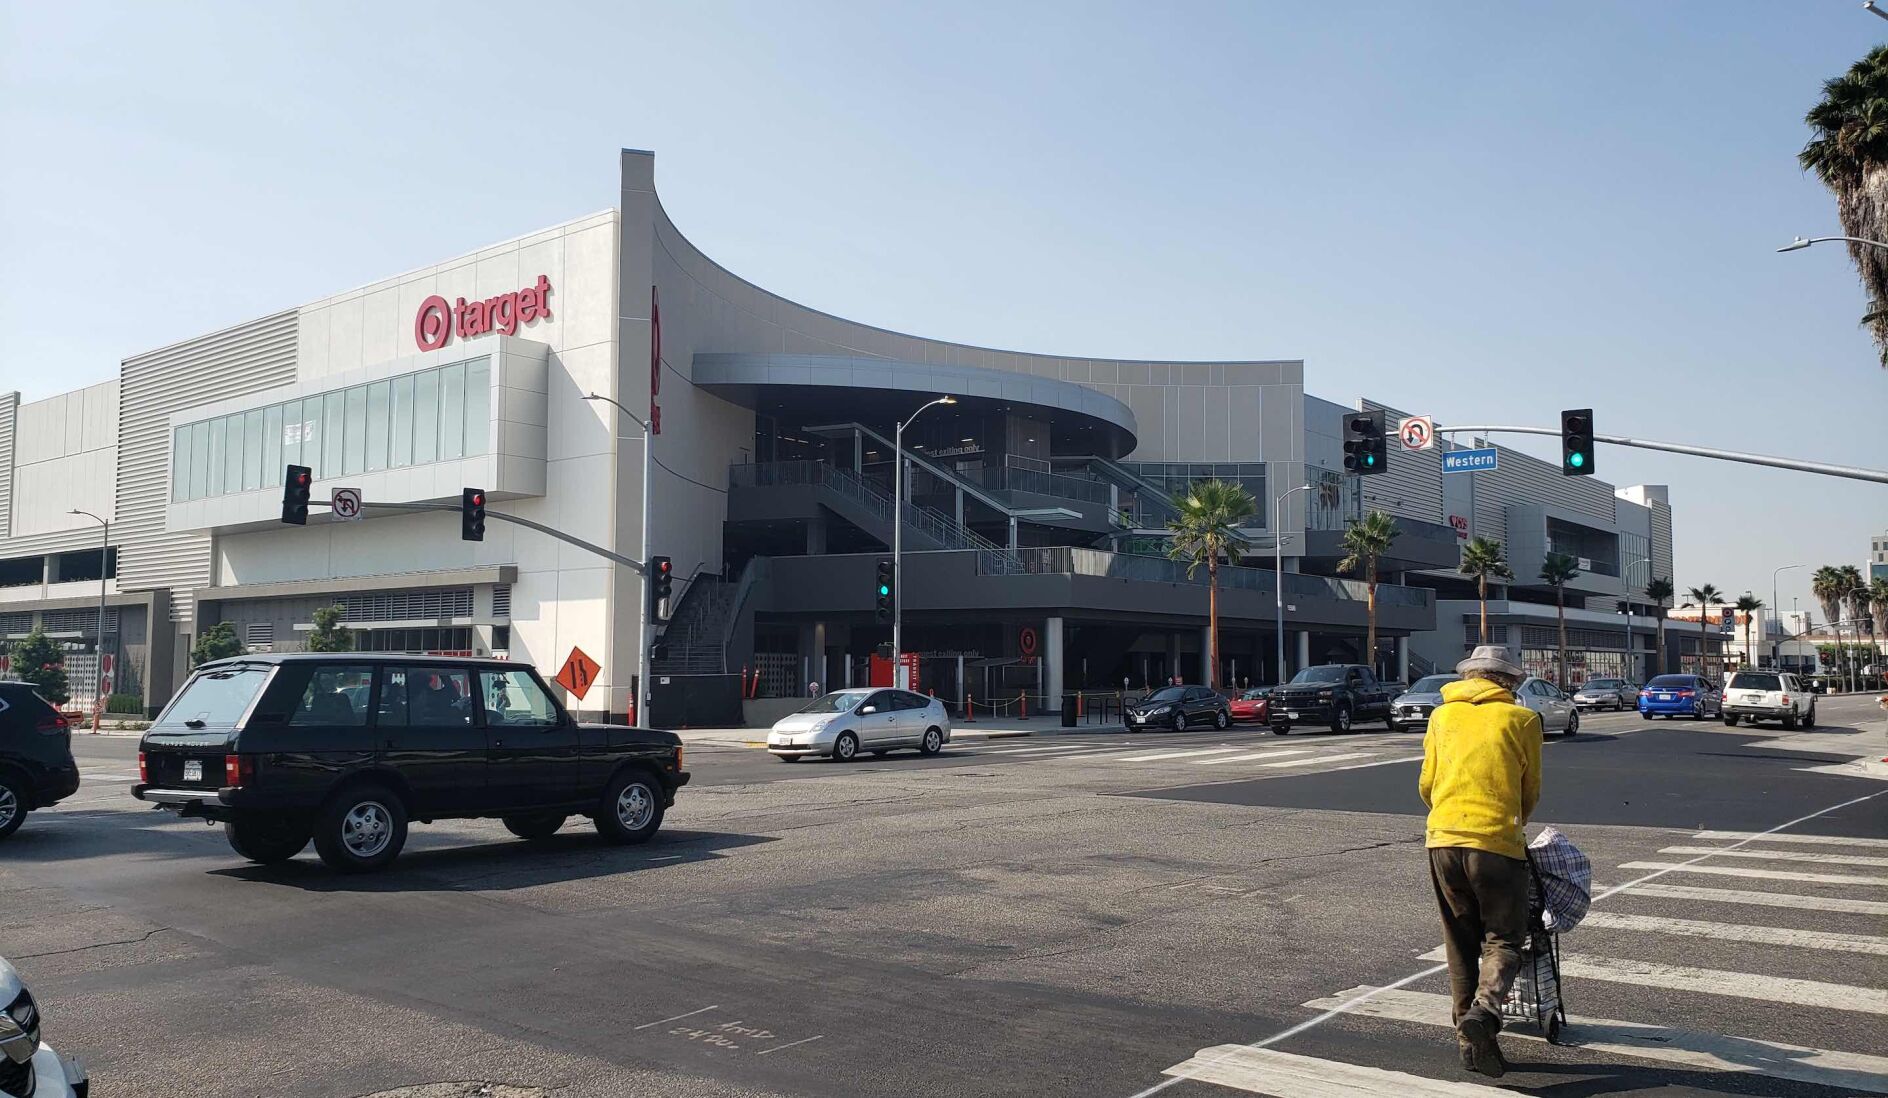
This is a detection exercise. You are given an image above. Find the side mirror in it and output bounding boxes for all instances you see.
[859,705,878,715]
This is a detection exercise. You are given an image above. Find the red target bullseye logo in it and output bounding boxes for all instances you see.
[414,295,452,351]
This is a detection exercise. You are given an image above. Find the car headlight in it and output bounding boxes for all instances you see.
[1146,705,1171,715]
[1318,689,1334,698]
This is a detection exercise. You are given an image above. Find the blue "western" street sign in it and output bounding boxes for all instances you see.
[1441,448,1498,474]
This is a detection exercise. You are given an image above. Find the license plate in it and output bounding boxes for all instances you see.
[182,759,203,782]
[1287,711,1300,720]
[1656,693,1672,701]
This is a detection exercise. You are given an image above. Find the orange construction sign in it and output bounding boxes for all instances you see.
[554,646,602,701]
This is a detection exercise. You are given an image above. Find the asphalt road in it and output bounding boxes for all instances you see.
[4,696,1885,1097]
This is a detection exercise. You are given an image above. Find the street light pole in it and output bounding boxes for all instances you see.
[1771,563,1805,670]
[1621,555,1651,680]
[67,510,108,734]
[1273,483,1315,684]
[891,396,957,689]
[1777,235,1888,253]
[583,394,654,724]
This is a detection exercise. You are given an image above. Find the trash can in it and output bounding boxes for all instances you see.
[1062,694,1078,727]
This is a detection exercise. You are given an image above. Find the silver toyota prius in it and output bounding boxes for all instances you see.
[767,688,953,762]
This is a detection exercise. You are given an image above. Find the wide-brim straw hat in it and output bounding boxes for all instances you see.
[1456,644,1524,679]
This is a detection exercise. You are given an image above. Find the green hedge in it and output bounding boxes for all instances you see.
[106,693,144,715]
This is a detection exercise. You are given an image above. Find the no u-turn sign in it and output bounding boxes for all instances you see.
[1398,415,1434,451]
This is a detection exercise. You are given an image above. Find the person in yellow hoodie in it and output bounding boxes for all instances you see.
[1418,644,1542,1079]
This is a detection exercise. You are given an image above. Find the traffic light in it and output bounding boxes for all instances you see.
[1560,408,1595,476]
[281,464,311,525]
[460,488,486,541]
[1342,410,1388,476]
[648,555,673,621]
[875,558,895,623]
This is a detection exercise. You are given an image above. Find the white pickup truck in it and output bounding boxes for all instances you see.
[1721,670,1816,730]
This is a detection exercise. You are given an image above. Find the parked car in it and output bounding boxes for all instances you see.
[1125,685,1231,732]
[1228,687,1273,724]
[133,654,689,873]
[1269,664,1395,734]
[0,683,80,842]
[767,688,952,761]
[1572,677,1640,712]
[1515,676,1581,737]
[1721,670,1816,729]
[1389,674,1461,732]
[1637,673,1723,720]
[1,955,88,1097]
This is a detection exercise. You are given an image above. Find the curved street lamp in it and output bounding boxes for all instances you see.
[1776,235,1888,253]
[890,396,958,688]
[583,393,656,722]
[66,509,109,734]
[1273,483,1316,683]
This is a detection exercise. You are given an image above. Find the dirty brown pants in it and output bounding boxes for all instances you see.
[1428,847,1528,1027]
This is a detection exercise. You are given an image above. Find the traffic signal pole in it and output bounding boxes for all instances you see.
[1434,425,1888,485]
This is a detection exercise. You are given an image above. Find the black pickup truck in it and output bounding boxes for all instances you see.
[1268,664,1396,734]
[134,653,688,872]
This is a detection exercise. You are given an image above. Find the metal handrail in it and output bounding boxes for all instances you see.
[733,461,1025,571]
[982,545,1434,607]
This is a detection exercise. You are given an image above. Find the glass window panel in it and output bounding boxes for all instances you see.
[263,405,283,488]
[389,373,414,468]
[409,667,473,726]
[188,421,210,500]
[322,391,344,478]
[365,380,390,472]
[480,668,560,727]
[463,358,490,457]
[172,426,188,501]
[206,416,226,497]
[343,385,368,475]
[438,362,466,460]
[243,408,265,490]
[287,665,374,727]
[224,415,244,493]
[412,369,439,464]
[280,398,302,470]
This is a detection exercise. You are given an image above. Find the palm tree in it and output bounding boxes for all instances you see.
[1166,478,1257,690]
[1459,537,1514,645]
[1538,553,1581,686]
[1812,565,1848,683]
[1734,594,1764,669]
[1870,576,1888,644]
[1686,583,1724,679]
[1336,510,1401,678]
[1645,577,1674,677]
[1839,564,1868,688]
[1801,45,1888,368]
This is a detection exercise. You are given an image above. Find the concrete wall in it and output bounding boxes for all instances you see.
[9,381,118,537]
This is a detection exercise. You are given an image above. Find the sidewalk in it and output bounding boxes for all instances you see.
[670,712,1135,748]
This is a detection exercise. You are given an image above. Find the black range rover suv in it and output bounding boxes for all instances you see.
[133,653,688,872]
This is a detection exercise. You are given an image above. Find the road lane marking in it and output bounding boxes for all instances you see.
[1257,752,1372,769]
[1125,786,1888,1098]
[1161,1045,1499,1096]
[1115,747,1248,762]
[1606,881,1888,915]
[634,1005,718,1030]
[754,1034,824,1056]
[1578,911,1888,954]
[1659,845,1888,867]
[1618,861,1888,886]
[1301,986,1888,1095]
[1195,750,1313,765]
[1693,829,1888,849]
[1411,949,1888,1014]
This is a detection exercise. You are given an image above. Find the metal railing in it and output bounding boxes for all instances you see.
[984,546,1433,608]
[733,461,1025,573]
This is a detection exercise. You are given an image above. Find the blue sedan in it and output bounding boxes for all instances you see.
[1638,674,1722,720]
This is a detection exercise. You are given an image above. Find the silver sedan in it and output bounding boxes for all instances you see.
[767,688,953,762]
[1572,678,1639,711]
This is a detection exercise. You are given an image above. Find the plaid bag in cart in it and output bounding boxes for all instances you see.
[1528,826,1591,931]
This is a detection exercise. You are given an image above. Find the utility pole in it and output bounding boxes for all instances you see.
[67,510,109,733]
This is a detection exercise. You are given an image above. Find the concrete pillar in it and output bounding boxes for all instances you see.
[1397,635,1410,683]
[806,513,828,555]
[955,487,964,527]
[1008,515,1019,548]
[854,428,863,473]
[1166,632,1182,684]
[1045,616,1065,708]
[1296,630,1311,673]
[812,621,828,694]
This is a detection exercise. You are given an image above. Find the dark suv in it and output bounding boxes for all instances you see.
[132,654,688,872]
[0,682,80,841]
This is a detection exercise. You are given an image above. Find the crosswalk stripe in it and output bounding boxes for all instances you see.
[1161,1044,1499,1097]
[973,744,1097,755]
[1579,911,1888,954]
[1421,949,1888,1015]
[1660,845,1888,868]
[1114,747,1248,762]
[1196,750,1313,766]
[1258,751,1373,769]
[1618,861,1888,886]
[1611,881,1888,915]
[1693,829,1888,849]
[1301,986,1888,1095]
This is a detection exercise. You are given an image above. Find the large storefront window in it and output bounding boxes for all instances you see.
[1120,461,1268,524]
[170,355,491,502]
[351,626,475,654]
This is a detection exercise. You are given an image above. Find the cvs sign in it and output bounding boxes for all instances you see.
[415,274,553,351]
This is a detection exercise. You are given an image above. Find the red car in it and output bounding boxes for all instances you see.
[1228,688,1272,723]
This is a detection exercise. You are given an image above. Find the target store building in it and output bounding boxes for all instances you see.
[0,150,1682,721]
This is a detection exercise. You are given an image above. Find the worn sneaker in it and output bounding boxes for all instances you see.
[1455,1012,1507,1079]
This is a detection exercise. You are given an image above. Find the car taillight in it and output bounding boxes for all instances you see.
[1678,690,1694,698]
[224,754,254,788]
[674,746,684,772]
[1780,695,1791,704]
[35,712,68,735]
[138,751,148,783]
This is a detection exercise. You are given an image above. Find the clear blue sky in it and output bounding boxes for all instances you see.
[2,1,1884,617]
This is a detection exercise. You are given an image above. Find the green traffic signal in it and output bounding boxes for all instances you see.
[878,584,890,596]
[1570,452,1585,468]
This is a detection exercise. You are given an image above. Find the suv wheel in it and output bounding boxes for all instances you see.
[1723,713,1739,727]
[1331,705,1352,734]
[919,727,944,756]
[1214,708,1231,730]
[503,813,567,841]
[1783,711,1799,731]
[595,768,664,845]
[224,817,310,864]
[1803,704,1816,729]
[313,785,408,873]
[0,772,25,841]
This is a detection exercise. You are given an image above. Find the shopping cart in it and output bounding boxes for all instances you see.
[1501,851,1567,1044]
